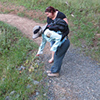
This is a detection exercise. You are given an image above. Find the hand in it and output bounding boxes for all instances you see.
[36,54,39,56]
[36,50,43,57]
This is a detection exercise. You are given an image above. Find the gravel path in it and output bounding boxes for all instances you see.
[0,14,100,100]
[45,46,100,100]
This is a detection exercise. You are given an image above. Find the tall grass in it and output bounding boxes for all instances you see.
[0,21,47,99]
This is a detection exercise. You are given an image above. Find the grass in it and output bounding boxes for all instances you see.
[0,21,47,100]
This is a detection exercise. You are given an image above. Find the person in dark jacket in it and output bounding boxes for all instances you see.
[45,6,69,63]
[46,18,69,41]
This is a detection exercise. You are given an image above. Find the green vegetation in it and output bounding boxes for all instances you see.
[0,0,100,61]
[0,21,47,100]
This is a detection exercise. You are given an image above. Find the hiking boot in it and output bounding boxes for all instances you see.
[48,73,59,77]
[46,70,51,74]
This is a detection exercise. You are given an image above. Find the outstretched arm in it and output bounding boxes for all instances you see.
[36,34,47,56]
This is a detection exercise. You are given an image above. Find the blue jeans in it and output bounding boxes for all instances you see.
[51,38,70,73]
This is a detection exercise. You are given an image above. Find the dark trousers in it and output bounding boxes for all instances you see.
[51,38,70,73]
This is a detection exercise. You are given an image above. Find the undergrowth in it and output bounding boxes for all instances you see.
[0,21,47,100]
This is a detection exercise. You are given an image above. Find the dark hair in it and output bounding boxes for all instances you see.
[45,6,58,15]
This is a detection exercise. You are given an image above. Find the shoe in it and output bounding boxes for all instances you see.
[46,70,51,74]
[48,73,59,77]
[48,58,54,63]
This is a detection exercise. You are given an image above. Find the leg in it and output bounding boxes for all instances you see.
[51,39,70,73]
[48,41,55,63]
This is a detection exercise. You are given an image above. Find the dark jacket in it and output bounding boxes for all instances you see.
[46,18,69,41]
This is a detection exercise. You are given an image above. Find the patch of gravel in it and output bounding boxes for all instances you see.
[0,14,100,100]
[43,45,100,100]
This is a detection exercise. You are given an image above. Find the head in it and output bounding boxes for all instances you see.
[33,26,42,39]
[33,25,47,39]
[45,6,58,18]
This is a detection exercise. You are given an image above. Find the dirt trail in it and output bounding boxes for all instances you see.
[0,14,43,43]
[0,14,50,54]
[0,14,100,100]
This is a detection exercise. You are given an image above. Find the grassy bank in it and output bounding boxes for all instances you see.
[0,0,100,62]
[0,21,47,100]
